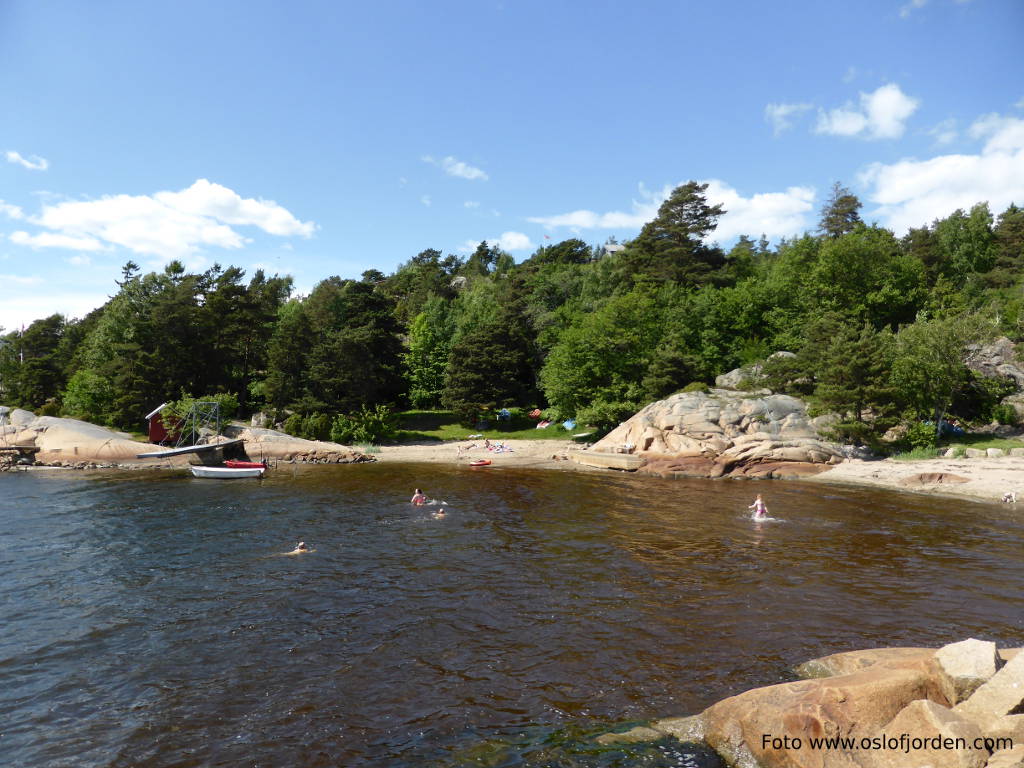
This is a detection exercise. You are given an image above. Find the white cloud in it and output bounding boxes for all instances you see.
[0,200,24,220]
[0,273,43,285]
[495,231,534,251]
[859,113,1024,233]
[464,200,480,208]
[928,118,958,146]
[67,254,92,266]
[528,181,815,241]
[10,230,106,251]
[458,231,535,253]
[842,66,858,84]
[6,150,49,171]
[12,179,315,260]
[703,181,816,241]
[422,154,489,181]
[816,83,919,139]
[764,103,812,136]
[528,183,668,231]
[420,195,432,207]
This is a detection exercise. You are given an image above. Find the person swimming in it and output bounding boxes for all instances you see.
[282,540,313,555]
[431,508,446,519]
[411,488,428,505]
[749,494,768,520]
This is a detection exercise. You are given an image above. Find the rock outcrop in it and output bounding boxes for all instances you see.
[222,425,371,464]
[0,408,371,467]
[2,408,173,466]
[597,639,1023,768]
[590,389,845,479]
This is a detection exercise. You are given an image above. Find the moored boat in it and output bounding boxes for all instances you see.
[190,465,265,479]
[468,459,492,467]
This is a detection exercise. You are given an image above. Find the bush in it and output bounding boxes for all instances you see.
[575,399,640,432]
[282,412,304,437]
[991,403,1018,426]
[680,381,710,394]
[302,412,332,441]
[331,405,399,445]
[904,420,937,450]
[825,420,882,452]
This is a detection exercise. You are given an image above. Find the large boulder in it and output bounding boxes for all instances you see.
[592,389,845,478]
[795,647,939,679]
[222,426,371,464]
[863,699,986,768]
[966,337,1024,388]
[5,412,174,465]
[933,639,1000,705]
[954,648,1024,725]
[699,667,946,768]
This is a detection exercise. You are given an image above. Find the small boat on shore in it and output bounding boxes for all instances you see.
[224,459,268,469]
[191,465,265,479]
[468,459,492,467]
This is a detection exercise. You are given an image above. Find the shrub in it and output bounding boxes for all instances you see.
[904,420,937,450]
[331,405,399,445]
[282,412,304,437]
[680,381,710,394]
[991,403,1017,426]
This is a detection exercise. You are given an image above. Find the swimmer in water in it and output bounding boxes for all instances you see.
[431,508,446,519]
[283,541,313,555]
[411,488,428,505]
[749,494,768,520]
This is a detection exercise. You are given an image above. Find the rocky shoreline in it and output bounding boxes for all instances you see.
[598,640,1024,768]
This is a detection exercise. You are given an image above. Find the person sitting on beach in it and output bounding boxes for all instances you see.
[411,488,428,505]
[749,494,768,520]
[1002,491,1017,503]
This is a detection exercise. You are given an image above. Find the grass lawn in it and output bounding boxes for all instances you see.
[892,433,1024,460]
[395,410,591,443]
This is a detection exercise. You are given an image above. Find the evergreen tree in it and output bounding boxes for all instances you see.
[818,182,863,238]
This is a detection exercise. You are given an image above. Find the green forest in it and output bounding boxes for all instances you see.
[3,182,1023,449]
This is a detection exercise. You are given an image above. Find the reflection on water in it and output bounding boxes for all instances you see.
[1,465,1021,767]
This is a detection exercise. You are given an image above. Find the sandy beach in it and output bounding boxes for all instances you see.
[375,438,1024,505]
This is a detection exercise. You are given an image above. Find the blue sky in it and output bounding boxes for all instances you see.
[2,0,1022,331]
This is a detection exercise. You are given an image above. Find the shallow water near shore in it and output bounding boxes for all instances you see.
[2,464,1022,767]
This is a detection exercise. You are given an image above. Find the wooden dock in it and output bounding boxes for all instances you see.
[571,451,644,471]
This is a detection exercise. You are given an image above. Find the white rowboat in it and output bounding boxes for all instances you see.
[190,465,265,479]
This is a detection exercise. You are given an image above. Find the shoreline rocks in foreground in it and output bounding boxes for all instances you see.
[598,639,1024,768]
[590,389,849,480]
[0,407,371,468]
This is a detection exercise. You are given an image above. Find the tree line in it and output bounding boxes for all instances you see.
[3,181,1023,448]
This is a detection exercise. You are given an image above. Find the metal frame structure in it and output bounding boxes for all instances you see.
[174,401,221,448]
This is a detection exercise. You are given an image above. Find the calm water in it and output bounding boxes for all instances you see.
[1,464,1022,767]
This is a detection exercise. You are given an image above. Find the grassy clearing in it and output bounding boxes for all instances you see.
[395,410,590,443]
[892,434,1024,460]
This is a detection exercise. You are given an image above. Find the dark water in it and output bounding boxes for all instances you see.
[2,465,1022,767]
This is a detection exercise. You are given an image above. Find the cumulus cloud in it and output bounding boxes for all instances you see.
[816,83,919,139]
[703,181,816,241]
[859,113,1024,234]
[528,183,668,231]
[422,154,489,181]
[764,103,813,136]
[12,179,315,260]
[10,230,106,251]
[528,181,815,241]
[0,200,24,220]
[6,150,49,171]
[459,231,535,253]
